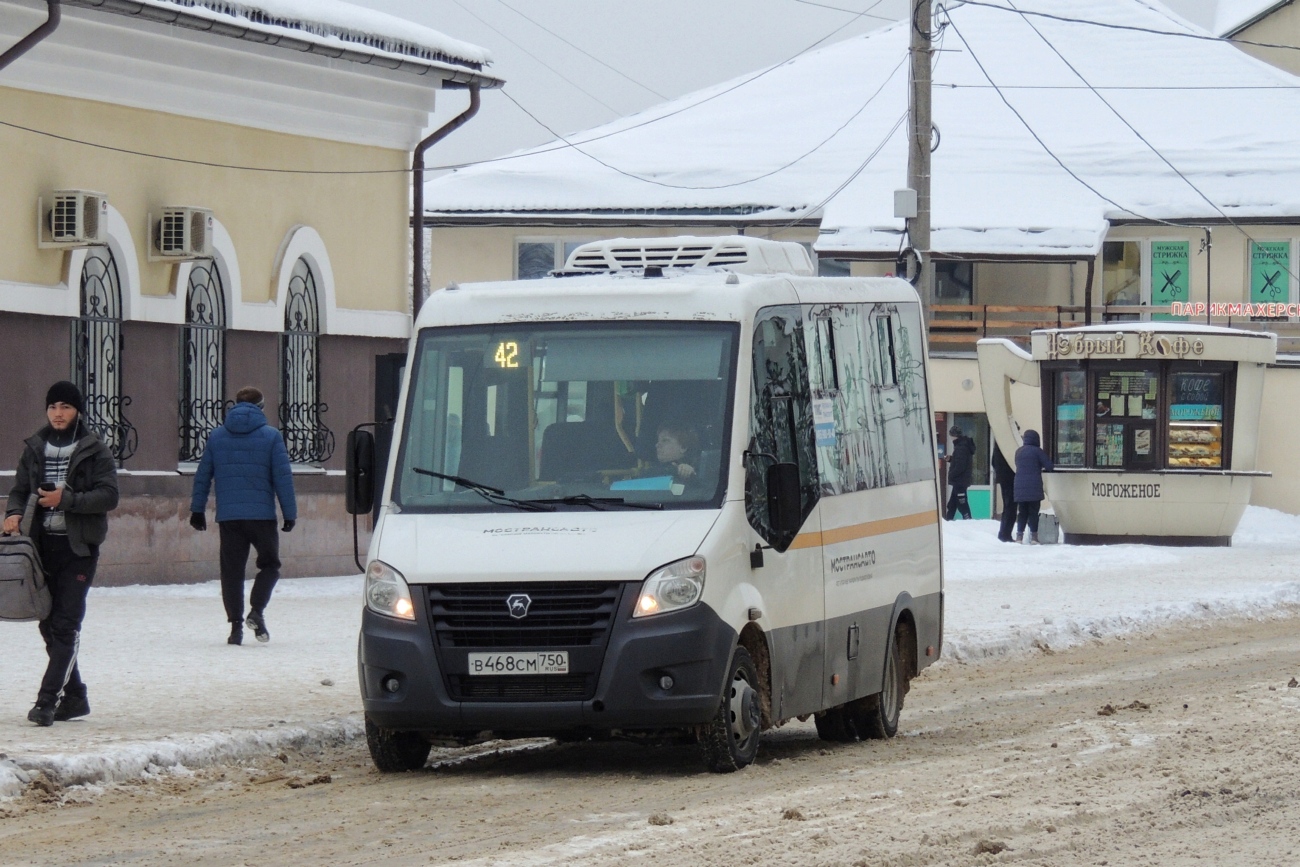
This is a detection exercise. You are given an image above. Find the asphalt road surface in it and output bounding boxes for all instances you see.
[2,614,1298,867]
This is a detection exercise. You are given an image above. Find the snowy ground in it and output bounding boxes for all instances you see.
[2,505,1298,798]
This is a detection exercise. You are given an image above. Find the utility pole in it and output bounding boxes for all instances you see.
[907,0,934,327]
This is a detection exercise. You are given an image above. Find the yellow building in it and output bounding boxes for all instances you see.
[0,0,500,582]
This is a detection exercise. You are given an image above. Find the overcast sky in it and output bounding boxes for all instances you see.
[350,0,1218,170]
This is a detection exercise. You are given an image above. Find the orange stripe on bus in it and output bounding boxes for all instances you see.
[787,510,938,550]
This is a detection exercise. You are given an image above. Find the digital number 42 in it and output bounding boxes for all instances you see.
[495,342,519,368]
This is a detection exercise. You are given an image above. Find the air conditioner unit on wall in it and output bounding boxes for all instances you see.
[37,190,109,248]
[150,207,214,260]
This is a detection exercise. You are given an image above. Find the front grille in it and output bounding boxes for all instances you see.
[427,582,624,648]
[447,674,591,701]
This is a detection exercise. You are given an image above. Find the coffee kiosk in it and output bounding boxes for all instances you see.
[977,325,1275,545]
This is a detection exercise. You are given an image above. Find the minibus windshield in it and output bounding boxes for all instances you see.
[393,321,739,512]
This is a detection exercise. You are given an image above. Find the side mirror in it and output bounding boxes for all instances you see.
[766,462,802,547]
[345,429,376,515]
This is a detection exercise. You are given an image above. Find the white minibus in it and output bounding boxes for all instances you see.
[347,236,944,773]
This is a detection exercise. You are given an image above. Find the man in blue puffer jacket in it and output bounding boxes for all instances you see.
[189,386,297,645]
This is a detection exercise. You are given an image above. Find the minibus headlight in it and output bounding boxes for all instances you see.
[365,560,415,621]
[634,557,705,618]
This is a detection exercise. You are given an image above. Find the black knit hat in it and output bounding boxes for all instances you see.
[45,380,85,413]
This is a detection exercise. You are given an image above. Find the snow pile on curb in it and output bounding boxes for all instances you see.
[939,505,1300,661]
[0,716,362,799]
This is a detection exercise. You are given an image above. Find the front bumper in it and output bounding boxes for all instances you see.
[358,585,737,735]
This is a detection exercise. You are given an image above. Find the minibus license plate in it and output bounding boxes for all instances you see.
[467,652,569,675]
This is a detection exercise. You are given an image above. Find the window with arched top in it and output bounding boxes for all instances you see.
[179,259,229,462]
[280,256,333,463]
[73,245,136,463]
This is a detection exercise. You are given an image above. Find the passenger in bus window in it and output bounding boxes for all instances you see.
[654,421,701,482]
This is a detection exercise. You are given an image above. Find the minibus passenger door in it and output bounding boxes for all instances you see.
[746,306,826,721]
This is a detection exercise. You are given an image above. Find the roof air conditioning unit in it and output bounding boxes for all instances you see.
[151,207,214,260]
[37,190,109,248]
[563,235,815,277]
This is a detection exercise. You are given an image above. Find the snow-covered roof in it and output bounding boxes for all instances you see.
[1213,0,1288,35]
[76,0,499,84]
[425,0,1300,258]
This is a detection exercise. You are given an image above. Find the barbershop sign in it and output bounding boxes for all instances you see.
[1045,331,1205,361]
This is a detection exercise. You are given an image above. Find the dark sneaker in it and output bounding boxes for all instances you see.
[53,693,90,722]
[246,611,269,643]
[228,622,244,645]
[27,702,54,727]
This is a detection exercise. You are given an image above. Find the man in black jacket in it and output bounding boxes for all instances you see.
[3,381,119,726]
[943,425,975,521]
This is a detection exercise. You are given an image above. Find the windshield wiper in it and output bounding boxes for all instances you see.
[525,494,663,511]
[413,467,555,512]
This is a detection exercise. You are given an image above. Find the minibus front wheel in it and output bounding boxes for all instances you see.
[366,715,432,772]
[699,646,762,772]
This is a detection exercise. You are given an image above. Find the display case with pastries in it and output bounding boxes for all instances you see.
[1168,422,1223,468]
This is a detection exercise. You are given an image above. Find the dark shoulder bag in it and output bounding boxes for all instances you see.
[0,494,51,622]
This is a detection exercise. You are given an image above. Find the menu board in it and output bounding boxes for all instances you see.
[1095,370,1157,420]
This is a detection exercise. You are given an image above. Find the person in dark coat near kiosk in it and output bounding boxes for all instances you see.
[1014,429,1054,544]
[943,425,975,521]
[992,443,1017,542]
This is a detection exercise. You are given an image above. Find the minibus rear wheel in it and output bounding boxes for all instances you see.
[366,715,432,772]
[700,646,762,772]
[814,707,857,742]
[848,630,904,740]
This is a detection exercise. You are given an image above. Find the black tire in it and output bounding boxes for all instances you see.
[699,646,763,773]
[848,629,904,740]
[814,706,858,742]
[365,715,432,772]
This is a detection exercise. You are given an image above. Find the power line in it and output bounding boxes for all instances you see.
[0,118,413,174]
[444,0,624,115]
[468,6,904,175]
[489,0,668,100]
[1003,0,1299,284]
[788,0,896,23]
[936,83,1300,91]
[938,9,1176,225]
[947,0,1300,55]
[774,111,909,230]
[498,53,906,191]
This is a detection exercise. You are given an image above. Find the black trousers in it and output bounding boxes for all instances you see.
[944,486,972,520]
[997,481,1017,541]
[1015,500,1042,535]
[37,535,97,705]
[219,520,281,624]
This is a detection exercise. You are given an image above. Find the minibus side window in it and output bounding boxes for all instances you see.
[747,307,819,546]
[804,303,936,496]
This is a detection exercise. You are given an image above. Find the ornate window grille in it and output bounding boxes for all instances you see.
[280,257,334,463]
[179,260,229,461]
[72,246,137,464]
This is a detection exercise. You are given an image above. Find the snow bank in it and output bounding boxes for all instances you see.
[939,505,1300,661]
[2,505,1299,797]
